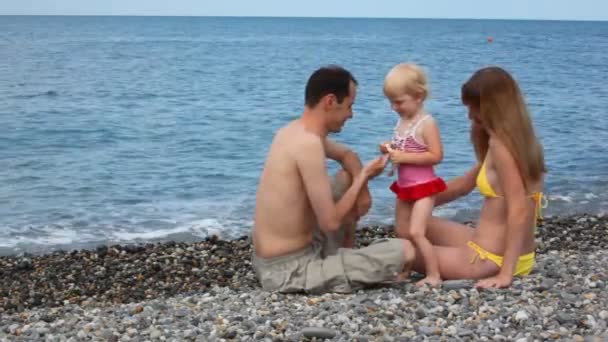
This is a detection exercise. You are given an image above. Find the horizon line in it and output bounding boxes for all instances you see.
[0,14,607,23]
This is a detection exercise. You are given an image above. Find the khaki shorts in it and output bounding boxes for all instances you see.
[251,173,408,294]
[252,237,407,293]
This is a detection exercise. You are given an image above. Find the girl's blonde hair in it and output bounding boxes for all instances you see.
[383,63,429,100]
[461,66,546,189]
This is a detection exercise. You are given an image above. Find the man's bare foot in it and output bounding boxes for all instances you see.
[416,276,442,287]
[393,257,414,282]
[395,270,411,282]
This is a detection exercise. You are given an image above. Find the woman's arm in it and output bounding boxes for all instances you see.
[435,163,480,207]
[475,138,530,288]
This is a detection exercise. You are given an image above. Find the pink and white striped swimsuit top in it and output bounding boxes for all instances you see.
[390,115,439,187]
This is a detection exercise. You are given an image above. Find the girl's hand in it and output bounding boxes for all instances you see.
[386,145,406,164]
[474,273,513,289]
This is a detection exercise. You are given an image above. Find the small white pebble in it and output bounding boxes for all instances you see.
[515,310,529,322]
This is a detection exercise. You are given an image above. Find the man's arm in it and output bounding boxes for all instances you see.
[324,138,371,216]
[324,138,363,178]
[297,137,369,232]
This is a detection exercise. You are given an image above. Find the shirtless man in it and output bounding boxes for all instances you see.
[252,65,415,294]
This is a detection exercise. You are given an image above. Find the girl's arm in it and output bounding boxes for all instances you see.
[389,117,443,165]
[475,138,530,289]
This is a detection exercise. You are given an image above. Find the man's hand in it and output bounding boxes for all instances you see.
[363,155,389,179]
[379,142,391,154]
[474,273,513,289]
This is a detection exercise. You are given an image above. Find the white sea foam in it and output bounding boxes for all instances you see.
[0,226,98,248]
[549,195,574,203]
[584,193,598,200]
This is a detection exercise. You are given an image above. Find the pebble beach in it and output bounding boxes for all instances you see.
[1,214,607,341]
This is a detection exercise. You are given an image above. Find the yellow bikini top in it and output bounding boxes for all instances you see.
[476,159,548,224]
[476,160,498,198]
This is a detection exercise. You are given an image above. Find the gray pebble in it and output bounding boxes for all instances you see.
[556,313,576,324]
[535,279,557,291]
[418,326,439,335]
[442,280,470,290]
[458,329,474,337]
[301,327,337,339]
[1,214,608,342]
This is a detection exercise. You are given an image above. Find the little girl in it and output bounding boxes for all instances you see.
[379,63,446,287]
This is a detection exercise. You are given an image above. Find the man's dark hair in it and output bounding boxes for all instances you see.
[305,65,358,108]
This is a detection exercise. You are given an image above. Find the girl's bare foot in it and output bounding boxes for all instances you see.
[415,276,442,287]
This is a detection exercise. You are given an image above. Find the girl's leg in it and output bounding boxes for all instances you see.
[394,198,412,239]
[393,199,413,281]
[409,196,441,287]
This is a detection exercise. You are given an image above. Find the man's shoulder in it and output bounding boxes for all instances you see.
[276,123,323,149]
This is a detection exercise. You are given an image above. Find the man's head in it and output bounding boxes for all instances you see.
[304,65,358,133]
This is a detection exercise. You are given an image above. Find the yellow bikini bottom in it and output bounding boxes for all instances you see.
[467,241,535,276]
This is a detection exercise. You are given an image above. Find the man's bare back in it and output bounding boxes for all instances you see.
[253,120,323,258]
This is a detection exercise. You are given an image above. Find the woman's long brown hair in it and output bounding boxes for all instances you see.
[462,67,546,189]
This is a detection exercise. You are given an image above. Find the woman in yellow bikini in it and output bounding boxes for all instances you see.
[411,66,547,288]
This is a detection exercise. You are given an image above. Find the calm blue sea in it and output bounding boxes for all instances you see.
[1,16,607,255]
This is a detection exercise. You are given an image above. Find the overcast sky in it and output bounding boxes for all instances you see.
[1,0,606,21]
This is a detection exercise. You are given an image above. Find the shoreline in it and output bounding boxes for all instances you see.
[1,213,607,340]
[1,211,605,257]
[1,213,606,312]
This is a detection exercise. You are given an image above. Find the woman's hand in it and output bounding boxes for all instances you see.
[474,273,513,289]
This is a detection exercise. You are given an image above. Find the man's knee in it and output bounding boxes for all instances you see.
[335,169,352,188]
[332,169,352,201]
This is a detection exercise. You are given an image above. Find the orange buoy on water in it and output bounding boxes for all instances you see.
[487,37,494,43]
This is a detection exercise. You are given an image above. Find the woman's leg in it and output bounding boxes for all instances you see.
[425,216,475,247]
[413,244,500,280]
